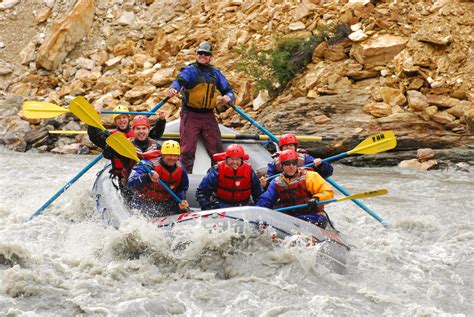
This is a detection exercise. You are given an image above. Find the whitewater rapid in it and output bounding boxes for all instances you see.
[0,147,472,316]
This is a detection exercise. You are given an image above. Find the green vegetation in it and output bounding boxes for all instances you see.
[236,24,350,97]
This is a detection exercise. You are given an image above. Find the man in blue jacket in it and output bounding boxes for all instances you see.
[196,144,262,210]
[167,41,235,173]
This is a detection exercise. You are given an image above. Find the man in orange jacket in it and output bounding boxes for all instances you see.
[256,149,334,228]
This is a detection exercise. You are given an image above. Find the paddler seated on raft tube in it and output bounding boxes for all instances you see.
[256,149,334,229]
[196,144,263,210]
[126,140,190,218]
[260,133,333,188]
[87,105,166,184]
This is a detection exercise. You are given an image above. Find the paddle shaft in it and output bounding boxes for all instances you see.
[228,104,279,143]
[30,154,103,220]
[326,177,387,226]
[30,97,169,219]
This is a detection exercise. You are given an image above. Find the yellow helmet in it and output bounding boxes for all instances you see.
[112,105,130,121]
[161,140,180,155]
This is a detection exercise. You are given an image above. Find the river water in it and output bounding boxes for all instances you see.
[0,147,472,316]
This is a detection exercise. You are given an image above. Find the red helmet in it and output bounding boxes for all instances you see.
[279,149,298,163]
[278,133,298,148]
[131,115,150,129]
[225,144,249,160]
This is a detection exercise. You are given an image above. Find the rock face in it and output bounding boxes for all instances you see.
[36,0,95,70]
[0,0,472,166]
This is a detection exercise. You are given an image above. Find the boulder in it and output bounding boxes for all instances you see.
[350,34,408,68]
[36,0,95,70]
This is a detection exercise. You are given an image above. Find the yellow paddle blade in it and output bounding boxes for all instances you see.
[49,130,87,134]
[69,96,106,131]
[22,101,70,119]
[348,131,397,155]
[335,189,388,202]
[106,133,139,163]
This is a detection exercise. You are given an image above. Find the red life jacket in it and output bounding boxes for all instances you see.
[273,149,313,173]
[109,128,135,177]
[138,161,183,202]
[215,161,252,203]
[274,169,313,207]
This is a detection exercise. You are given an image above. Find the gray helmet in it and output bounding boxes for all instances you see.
[197,41,212,55]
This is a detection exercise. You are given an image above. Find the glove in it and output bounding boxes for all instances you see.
[307,197,320,208]
[179,200,189,211]
[296,214,327,228]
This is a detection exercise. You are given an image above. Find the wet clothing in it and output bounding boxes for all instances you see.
[256,170,334,227]
[170,62,234,173]
[266,149,333,179]
[127,157,189,217]
[196,161,262,210]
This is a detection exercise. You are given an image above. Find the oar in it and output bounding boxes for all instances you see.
[275,189,388,212]
[29,96,169,219]
[267,131,397,181]
[227,104,279,143]
[227,104,390,226]
[22,100,157,119]
[47,130,332,143]
[106,133,190,211]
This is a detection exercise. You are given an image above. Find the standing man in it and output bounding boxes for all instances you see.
[256,149,334,228]
[167,41,235,173]
[196,144,262,210]
[127,140,189,217]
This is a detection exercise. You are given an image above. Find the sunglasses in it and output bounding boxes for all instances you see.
[282,160,298,166]
[197,51,211,56]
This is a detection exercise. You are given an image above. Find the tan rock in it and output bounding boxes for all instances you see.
[363,102,392,117]
[124,85,156,101]
[399,159,437,171]
[446,103,470,119]
[324,44,346,61]
[431,111,455,124]
[426,94,463,109]
[105,56,124,67]
[424,106,438,116]
[350,34,408,67]
[19,42,37,65]
[407,90,429,111]
[408,78,425,90]
[35,7,52,24]
[380,87,406,107]
[112,40,135,56]
[289,22,306,31]
[312,115,331,124]
[253,90,270,110]
[417,148,435,162]
[151,67,175,87]
[36,0,95,70]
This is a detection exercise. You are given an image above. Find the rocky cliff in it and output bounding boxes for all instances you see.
[0,0,473,168]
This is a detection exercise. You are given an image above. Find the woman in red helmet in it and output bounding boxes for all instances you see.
[256,149,334,228]
[196,144,262,210]
[261,133,333,188]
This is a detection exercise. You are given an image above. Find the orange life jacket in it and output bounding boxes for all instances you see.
[215,161,252,203]
[138,162,183,202]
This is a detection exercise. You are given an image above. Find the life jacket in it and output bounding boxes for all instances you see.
[273,149,313,173]
[109,127,135,177]
[186,63,218,110]
[215,161,252,203]
[274,169,313,207]
[137,161,183,202]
